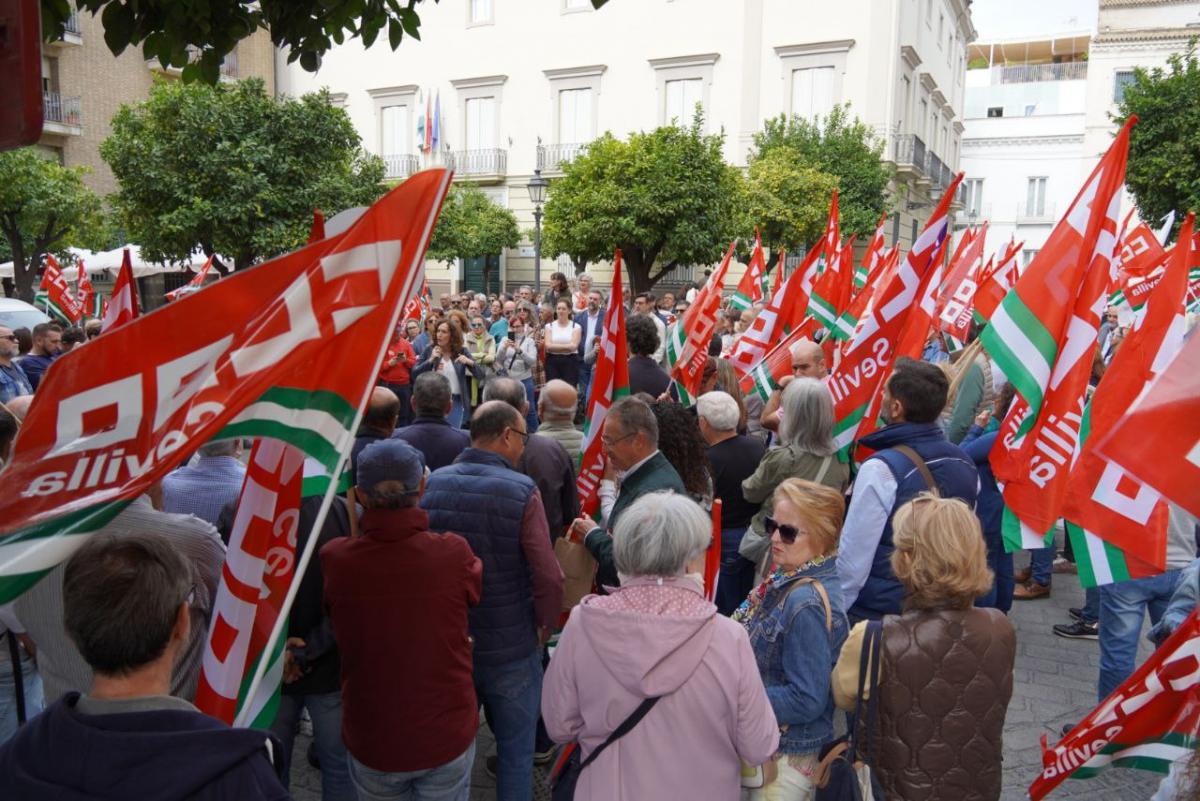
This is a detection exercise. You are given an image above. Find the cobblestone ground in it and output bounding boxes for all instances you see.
[290,561,1166,801]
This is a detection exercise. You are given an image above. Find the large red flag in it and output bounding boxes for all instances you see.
[102,248,140,332]
[936,223,988,341]
[667,241,735,401]
[974,237,1022,322]
[37,254,83,325]
[165,254,216,302]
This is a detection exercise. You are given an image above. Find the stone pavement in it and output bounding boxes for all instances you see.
[289,562,1166,801]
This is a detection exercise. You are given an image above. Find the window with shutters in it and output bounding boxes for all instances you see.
[665,78,704,126]
[380,105,409,156]
[558,88,594,143]
[465,96,497,150]
[964,178,983,217]
[468,0,492,25]
[791,66,835,121]
[1026,176,1047,216]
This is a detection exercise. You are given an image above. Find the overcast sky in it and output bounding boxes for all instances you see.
[970,0,1097,41]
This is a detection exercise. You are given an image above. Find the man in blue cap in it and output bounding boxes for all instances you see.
[321,439,482,800]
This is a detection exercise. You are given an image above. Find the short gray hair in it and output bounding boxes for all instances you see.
[608,396,658,446]
[199,439,239,458]
[613,491,711,577]
[696,391,739,432]
[778,377,835,455]
[578,272,593,285]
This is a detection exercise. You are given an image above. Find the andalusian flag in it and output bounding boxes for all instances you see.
[577,251,629,517]
[729,231,766,311]
[974,237,1022,322]
[1029,608,1200,800]
[983,118,1133,553]
[666,241,734,404]
[855,214,888,291]
[0,169,452,605]
[37,254,83,325]
[807,192,855,340]
[728,245,820,377]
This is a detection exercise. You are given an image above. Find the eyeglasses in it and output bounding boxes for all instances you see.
[0,335,17,342]
[507,426,529,443]
[601,430,636,448]
[764,516,802,545]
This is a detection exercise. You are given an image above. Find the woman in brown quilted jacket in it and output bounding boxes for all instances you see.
[831,495,1016,801]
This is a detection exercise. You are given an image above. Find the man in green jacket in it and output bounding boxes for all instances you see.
[568,396,685,589]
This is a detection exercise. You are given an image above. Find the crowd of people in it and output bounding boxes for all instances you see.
[0,268,1197,801]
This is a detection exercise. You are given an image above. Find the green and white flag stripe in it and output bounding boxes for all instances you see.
[1000,505,1054,553]
[729,291,753,311]
[831,309,857,341]
[832,403,867,461]
[35,292,74,325]
[980,292,1058,436]
[1066,521,1132,588]
[216,387,356,478]
[808,291,839,331]
[1069,732,1199,780]
[234,634,286,728]
[747,362,777,403]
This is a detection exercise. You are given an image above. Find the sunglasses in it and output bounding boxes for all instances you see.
[763,516,801,545]
[0,335,17,342]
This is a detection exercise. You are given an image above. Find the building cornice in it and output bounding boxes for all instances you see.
[542,64,608,80]
[773,39,856,59]
[919,71,938,92]
[1093,26,1200,45]
[648,52,721,70]
[953,120,965,133]
[941,104,956,120]
[367,84,419,98]
[962,133,1085,148]
[930,88,947,107]
[901,45,922,69]
[449,74,508,90]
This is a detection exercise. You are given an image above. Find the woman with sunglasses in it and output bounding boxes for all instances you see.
[464,316,497,408]
[735,479,849,800]
[740,378,849,582]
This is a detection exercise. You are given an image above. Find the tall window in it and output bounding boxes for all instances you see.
[1022,248,1040,267]
[791,66,835,121]
[919,98,928,138]
[1026,177,1048,216]
[964,178,983,217]
[469,0,492,24]
[901,76,912,132]
[558,88,593,143]
[380,105,409,155]
[665,78,703,125]
[465,96,497,150]
[1113,70,1136,103]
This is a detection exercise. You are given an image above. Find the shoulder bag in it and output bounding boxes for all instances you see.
[891,445,939,497]
[549,695,661,801]
[814,619,885,801]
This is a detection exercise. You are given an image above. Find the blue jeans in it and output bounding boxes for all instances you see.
[715,527,756,616]
[348,741,475,801]
[977,543,1014,613]
[0,652,44,745]
[269,691,354,801]
[1098,570,1182,700]
[476,648,542,801]
[1030,545,1055,586]
[1082,586,1099,623]
[520,378,539,434]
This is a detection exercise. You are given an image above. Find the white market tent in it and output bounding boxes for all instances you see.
[0,246,230,279]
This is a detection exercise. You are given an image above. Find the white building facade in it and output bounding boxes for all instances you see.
[277,0,975,294]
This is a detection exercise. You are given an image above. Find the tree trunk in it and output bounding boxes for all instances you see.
[765,248,781,273]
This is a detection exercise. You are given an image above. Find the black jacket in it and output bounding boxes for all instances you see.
[628,355,671,398]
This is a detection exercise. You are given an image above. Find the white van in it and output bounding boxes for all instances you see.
[0,298,51,332]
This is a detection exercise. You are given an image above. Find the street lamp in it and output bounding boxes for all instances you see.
[527,168,549,295]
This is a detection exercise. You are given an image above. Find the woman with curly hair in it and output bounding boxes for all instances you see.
[650,400,713,508]
[411,318,483,428]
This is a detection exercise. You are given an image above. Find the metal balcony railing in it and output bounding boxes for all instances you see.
[928,152,945,187]
[448,148,507,176]
[383,154,420,180]
[537,142,588,174]
[995,61,1087,84]
[63,10,81,34]
[219,50,238,79]
[43,92,82,127]
[893,134,926,176]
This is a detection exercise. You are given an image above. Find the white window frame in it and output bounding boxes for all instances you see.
[467,0,493,27]
[1022,248,1040,267]
[450,75,507,153]
[562,0,592,13]
[964,178,983,217]
[774,40,854,120]
[1113,69,1136,104]
[368,84,418,157]
[1026,176,1048,216]
[544,65,606,145]
[648,53,720,130]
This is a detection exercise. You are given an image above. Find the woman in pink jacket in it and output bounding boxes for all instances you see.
[542,491,780,799]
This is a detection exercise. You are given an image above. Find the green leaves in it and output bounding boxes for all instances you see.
[427,186,519,263]
[742,150,839,258]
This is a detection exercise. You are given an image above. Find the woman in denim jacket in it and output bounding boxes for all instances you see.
[735,478,849,800]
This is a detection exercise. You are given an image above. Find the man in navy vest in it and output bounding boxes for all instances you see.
[837,357,979,622]
[422,401,564,801]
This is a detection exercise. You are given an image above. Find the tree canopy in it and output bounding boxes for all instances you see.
[541,115,742,295]
[740,149,840,271]
[1117,44,1200,234]
[42,0,608,82]
[750,105,892,237]
[100,78,386,269]
[0,148,105,302]
[427,185,520,262]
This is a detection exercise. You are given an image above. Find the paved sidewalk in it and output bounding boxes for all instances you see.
[289,565,1166,801]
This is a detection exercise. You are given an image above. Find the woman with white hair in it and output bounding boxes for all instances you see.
[739,378,850,580]
[542,491,779,800]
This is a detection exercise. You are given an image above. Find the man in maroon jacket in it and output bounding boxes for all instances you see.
[321,439,482,799]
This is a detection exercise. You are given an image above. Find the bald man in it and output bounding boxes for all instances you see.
[351,386,401,483]
[535,379,583,466]
[760,339,826,433]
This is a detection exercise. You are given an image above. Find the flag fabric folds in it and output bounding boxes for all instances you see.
[667,241,735,403]
[729,233,766,311]
[0,169,452,605]
[936,223,988,342]
[166,254,217,302]
[974,238,1023,322]
[37,255,83,325]
[102,248,140,332]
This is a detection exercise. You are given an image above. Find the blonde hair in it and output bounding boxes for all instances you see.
[891,493,992,610]
[770,478,846,556]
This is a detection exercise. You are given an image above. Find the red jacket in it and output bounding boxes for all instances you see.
[321,506,481,772]
[379,338,415,385]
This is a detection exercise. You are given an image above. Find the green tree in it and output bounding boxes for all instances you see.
[1116,43,1200,233]
[42,0,609,82]
[751,105,892,237]
[541,116,742,295]
[741,149,840,271]
[427,185,520,291]
[101,78,385,269]
[0,148,104,302]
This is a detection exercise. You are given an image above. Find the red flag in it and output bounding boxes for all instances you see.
[974,238,1023,321]
[729,231,766,310]
[668,241,735,399]
[730,244,823,377]
[855,214,888,292]
[704,499,722,603]
[102,248,140,332]
[166,254,216,302]
[75,260,95,316]
[309,208,326,243]
[808,193,853,338]
[1116,221,1167,281]
[936,222,988,340]
[38,255,83,325]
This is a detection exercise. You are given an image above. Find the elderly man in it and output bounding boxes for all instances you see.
[0,326,32,404]
[697,391,766,615]
[322,439,482,801]
[0,533,288,800]
[16,322,61,391]
[161,440,247,526]
[569,396,686,590]
[490,299,517,342]
[422,401,563,801]
[83,319,102,340]
[535,379,583,466]
[351,386,400,482]
[393,372,469,470]
[760,338,827,432]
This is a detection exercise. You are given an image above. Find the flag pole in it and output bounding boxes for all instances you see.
[235,169,454,726]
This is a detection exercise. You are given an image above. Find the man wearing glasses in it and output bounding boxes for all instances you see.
[0,327,33,403]
[421,401,563,801]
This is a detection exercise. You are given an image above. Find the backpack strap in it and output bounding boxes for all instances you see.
[776,577,833,633]
[892,444,939,497]
[814,454,834,485]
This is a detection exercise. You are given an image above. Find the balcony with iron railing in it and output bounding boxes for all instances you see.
[892,134,927,178]
[148,46,238,79]
[47,7,83,46]
[993,61,1088,85]
[447,148,507,181]
[927,152,946,189]
[537,142,588,175]
[43,92,82,132]
[383,154,420,181]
